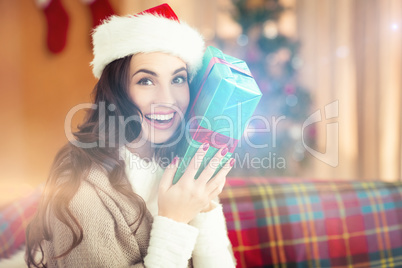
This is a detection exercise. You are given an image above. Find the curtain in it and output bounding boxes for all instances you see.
[296,0,402,182]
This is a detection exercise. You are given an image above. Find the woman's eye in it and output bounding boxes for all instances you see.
[137,78,153,86]
[172,76,187,84]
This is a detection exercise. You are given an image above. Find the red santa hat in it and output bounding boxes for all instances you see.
[91,3,205,80]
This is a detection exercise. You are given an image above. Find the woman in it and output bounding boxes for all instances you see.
[26,3,236,268]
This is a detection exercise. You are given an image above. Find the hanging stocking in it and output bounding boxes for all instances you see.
[82,0,115,29]
[35,0,69,54]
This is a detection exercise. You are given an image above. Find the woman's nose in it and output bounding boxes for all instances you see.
[157,83,175,104]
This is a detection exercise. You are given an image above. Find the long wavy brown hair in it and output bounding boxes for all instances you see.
[25,55,193,267]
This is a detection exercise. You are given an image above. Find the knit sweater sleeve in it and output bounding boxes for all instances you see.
[144,216,199,267]
[189,200,237,268]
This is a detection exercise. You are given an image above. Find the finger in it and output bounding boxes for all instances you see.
[197,146,229,184]
[206,158,234,192]
[182,142,210,180]
[159,156,179,192]
[208,175,227,200]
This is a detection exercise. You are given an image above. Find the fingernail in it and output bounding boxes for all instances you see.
[230,158,235,167]
[203,143,209,151]
[171,156,178,165]
[221,147,228,156]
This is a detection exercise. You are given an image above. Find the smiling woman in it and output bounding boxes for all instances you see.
[25,3,236,268]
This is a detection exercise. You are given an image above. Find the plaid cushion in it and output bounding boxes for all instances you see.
[221,177,402,268]
[0,186,42,259]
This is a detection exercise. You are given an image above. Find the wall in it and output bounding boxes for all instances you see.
[0,0,121,188]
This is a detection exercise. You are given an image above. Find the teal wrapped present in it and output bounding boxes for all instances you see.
[173,46,262,184]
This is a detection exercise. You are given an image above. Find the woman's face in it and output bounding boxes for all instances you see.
[128,52,190,145]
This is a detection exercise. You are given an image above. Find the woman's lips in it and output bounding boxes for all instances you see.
[144,112,176,130]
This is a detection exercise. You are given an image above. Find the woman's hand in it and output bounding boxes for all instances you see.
[158,143,235,223]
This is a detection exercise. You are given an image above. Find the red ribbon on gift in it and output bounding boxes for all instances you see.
[189,119,238,153]
[188,56,253,153]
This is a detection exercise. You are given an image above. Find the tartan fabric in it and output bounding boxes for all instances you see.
[0,186,42,259]
[220,177,402,268]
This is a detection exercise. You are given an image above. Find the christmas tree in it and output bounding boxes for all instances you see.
[218,0,313,176]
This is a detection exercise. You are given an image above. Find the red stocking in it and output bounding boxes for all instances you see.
[82,0,115,29]
[36,0,69,54]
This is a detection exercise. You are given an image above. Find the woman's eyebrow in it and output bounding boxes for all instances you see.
[172,67,187,75]
[132,69,157,77]
[132,67,187,78]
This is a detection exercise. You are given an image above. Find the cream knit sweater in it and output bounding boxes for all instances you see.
[41,147,236,267]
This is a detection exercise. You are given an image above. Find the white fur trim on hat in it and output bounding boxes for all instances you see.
[91,14,205,80]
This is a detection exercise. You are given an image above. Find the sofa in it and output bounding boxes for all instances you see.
[1,177,402,268]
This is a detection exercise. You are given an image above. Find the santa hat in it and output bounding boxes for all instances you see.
[91,3,205,80]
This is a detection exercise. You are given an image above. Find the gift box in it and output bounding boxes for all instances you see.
[173,46,262,184]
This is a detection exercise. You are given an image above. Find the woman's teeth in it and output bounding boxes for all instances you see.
[145,113,174,122]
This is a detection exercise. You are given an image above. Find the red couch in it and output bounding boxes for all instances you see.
[1,177,402,268]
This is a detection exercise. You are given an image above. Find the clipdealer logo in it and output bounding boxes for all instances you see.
[63,100,339,168]
[302,100,339,167]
